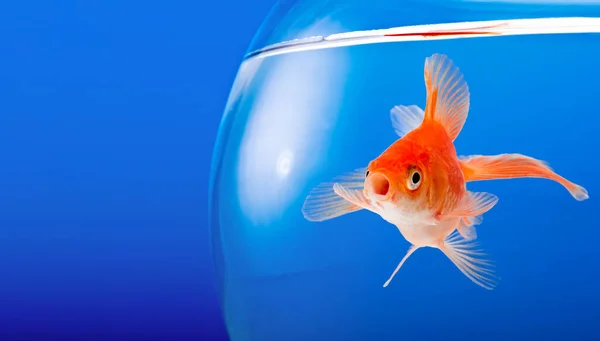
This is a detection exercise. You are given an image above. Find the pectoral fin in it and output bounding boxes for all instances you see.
[332,183,376,212]
[302,168,368,222]
[444,191,498,218]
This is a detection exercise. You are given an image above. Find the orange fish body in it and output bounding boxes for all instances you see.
[302,53,588,290]
[368,123,463,238]
[368,119,465,224]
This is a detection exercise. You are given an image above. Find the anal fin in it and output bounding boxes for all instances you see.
[439,230,499,290]
[457,217,478,241]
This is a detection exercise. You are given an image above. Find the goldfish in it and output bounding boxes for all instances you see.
[301,53,589,290]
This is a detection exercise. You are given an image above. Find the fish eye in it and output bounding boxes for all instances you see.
[365,170,370,178]
[407,168,422,190]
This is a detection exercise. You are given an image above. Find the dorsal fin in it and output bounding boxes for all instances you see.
[423,53,470,141]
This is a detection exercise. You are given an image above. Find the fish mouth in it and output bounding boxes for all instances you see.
[365,172,391,201]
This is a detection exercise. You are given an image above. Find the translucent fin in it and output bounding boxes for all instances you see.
[423,53,470,141]
[390,105,424,137]
[459,154,589,201]
[332,183,375,211]
[302,168,368,222]
[445,191,498,218]
[463,215,483,226]
[383,245,420,288]
[458,215,482,241]
[458,218,478,241]
[439,230,499,290]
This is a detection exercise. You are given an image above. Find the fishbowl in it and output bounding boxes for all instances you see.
[209,0,600,340]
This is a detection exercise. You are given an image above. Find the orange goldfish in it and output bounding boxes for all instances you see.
[302,53,589,290]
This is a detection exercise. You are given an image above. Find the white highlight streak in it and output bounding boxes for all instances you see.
[245,17,600,61]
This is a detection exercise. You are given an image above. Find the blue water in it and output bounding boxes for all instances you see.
[0,1,281,340]
[210,1,600,340]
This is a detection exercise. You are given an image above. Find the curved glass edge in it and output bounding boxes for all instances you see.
[208,59,264,324]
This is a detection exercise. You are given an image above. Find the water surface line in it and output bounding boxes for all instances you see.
[244,17,600,61]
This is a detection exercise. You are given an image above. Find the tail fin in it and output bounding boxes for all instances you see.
[423,53,470,141]
[460,154,589,201]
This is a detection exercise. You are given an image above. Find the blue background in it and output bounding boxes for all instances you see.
[2,1,600,340]
[0,1,274,340]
